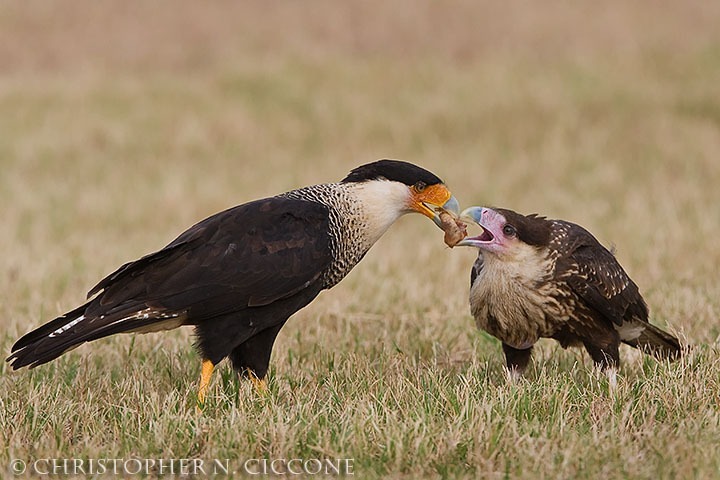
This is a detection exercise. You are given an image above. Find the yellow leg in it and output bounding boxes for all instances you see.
[196,359,215,411]
[248,369,268,394]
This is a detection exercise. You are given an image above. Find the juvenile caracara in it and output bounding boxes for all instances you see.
[457,207,681,376]
[8,160,459,406]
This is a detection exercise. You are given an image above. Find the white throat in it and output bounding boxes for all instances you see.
[349,180,411,245]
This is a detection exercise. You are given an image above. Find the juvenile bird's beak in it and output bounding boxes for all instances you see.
[456,207,488,247]
[459,206,485,224]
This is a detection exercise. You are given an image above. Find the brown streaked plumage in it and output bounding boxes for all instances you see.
[458,207,681,375]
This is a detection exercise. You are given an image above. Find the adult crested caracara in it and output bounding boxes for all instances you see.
[457,207,681,376]
[7,160,459,405]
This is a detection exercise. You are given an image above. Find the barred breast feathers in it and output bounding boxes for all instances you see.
[280,182,406,289]
[470,242,562,348]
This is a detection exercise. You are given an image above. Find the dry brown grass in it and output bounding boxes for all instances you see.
[2,1,719,72]
[1,1,720,478]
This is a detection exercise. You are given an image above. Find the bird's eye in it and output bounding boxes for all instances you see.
[502,224,517,237]
[414,181,427,192]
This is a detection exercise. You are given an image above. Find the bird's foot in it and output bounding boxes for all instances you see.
[591,364,619,394]
[244,368,268,395]
[196,359,215,413]
[249,373,268,395]
[504,367,525,384]
[605,367,618,393]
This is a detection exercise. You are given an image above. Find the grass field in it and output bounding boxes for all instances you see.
[2,1,720,478]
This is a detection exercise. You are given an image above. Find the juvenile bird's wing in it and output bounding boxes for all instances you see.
[557,222,648,326]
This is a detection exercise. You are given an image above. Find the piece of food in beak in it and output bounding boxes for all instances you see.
[438,209,467,247]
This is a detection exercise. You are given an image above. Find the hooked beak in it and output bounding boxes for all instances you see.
[431,195,460,228]
[409,183,460,229]
[459,206,485,224]
[456,207,492,247]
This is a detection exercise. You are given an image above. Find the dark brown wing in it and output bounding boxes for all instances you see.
[555,221,648,327]
[88,196,332,315]
[9,196,332,368]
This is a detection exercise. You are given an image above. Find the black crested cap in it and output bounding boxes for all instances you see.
[495,208,552,247]
[341,159,443,186]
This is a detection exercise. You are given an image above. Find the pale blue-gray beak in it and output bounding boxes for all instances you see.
[459,206,485,224]
[456,206,486,247]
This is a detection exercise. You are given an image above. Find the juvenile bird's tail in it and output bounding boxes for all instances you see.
[624,322,682,361]
[7,301,185,370]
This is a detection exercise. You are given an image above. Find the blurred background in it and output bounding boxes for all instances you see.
[2,0,719,354]
[2,3,720,475]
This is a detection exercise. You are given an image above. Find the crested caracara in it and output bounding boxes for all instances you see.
[457,206,681,376]
[7,160,459,406]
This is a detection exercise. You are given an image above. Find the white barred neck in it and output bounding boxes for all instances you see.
[282,179,415,289]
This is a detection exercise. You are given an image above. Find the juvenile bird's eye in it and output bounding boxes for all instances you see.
[502,224,516,237]
[414,181,427,192]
